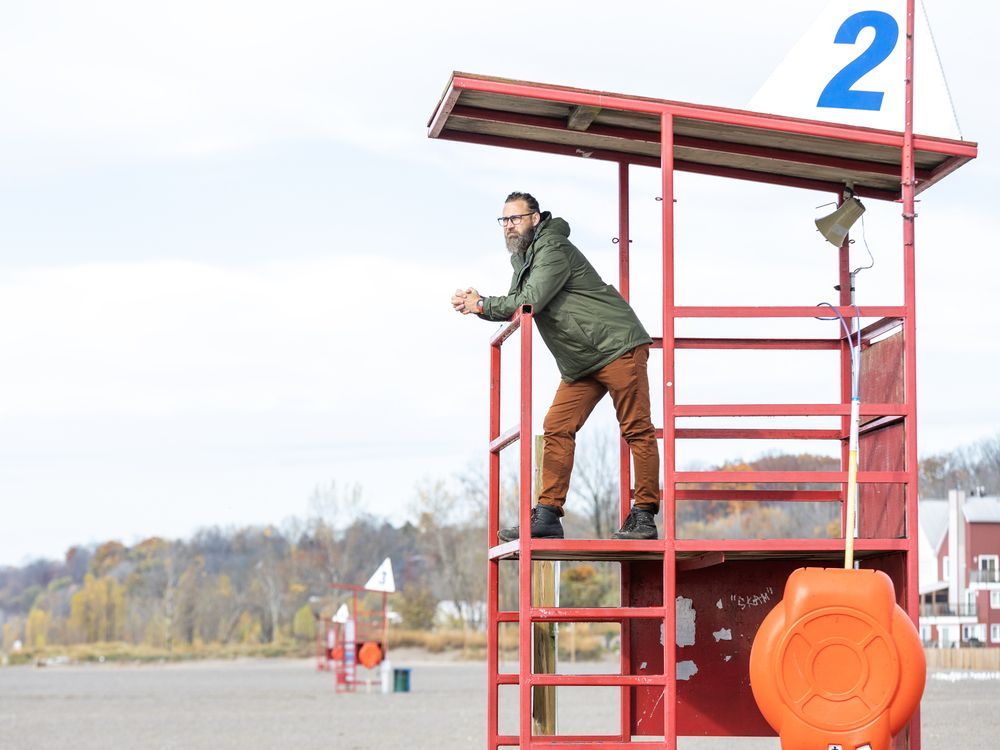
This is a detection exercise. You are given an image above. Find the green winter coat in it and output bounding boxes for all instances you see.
[480,212,651,382]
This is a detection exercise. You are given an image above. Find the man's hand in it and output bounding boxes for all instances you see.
[452,287,482,315]
[460,287,482,314]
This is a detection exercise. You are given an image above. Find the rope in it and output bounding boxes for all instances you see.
[920,0,964,140]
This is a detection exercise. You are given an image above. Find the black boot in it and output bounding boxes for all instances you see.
[611,506,658,540]
[498,504,564,543]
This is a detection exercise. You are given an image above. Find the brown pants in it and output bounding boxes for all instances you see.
[538,344,660,514]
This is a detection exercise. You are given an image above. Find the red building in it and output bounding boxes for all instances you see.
[919,491,1000,646]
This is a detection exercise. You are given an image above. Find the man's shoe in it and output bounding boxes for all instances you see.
[611,506,658,540]
[498,504,564,543]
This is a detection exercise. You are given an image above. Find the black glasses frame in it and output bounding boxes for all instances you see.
[497,212,537,227]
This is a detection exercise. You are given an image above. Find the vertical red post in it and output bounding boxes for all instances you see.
[838,192,852,539]
[660,111,677,750]
[617,160,633,743]
[618,161,633,525]
[487,341,502,750]
[902,2,921,748]
[518,308,534,748]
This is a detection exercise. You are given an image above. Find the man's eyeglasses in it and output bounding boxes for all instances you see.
[497,212,536,227]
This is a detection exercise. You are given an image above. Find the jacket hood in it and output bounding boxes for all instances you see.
[537,212,570,239]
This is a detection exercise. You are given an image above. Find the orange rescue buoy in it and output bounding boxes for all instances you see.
[749,567,925,750]
[357,640,383,669]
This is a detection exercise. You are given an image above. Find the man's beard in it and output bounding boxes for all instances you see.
[505,226,535,255]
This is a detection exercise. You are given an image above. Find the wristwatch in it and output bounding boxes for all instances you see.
[476,298,484,311]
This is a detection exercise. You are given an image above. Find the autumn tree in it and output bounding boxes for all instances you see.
[414,480,486,630]
[919,434,1000,497]
[68,573,125,643]
[25,608,52,648]
[396,585,438,630]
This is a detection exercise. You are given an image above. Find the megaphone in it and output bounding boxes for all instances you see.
[815,196,866,246]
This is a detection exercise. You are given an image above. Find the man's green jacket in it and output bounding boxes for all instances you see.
[480,212,651,382]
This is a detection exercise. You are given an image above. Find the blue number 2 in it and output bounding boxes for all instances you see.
[817,10,899,111]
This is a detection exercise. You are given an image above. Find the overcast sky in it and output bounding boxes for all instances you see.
[1,1,996,566]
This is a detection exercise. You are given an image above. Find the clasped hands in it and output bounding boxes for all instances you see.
[451,287,482,315]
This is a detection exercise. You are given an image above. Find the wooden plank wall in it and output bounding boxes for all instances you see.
[925,648,1000,671]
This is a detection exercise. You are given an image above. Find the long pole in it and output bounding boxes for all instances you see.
[902,2,921,749]
[616,160,633,743]
[660,110,677,750]
[518,309,534,748]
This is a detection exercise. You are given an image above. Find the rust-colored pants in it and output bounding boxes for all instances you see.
[538,344,660,514]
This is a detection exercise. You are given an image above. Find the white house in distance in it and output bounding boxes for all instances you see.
[919,491,1000,647]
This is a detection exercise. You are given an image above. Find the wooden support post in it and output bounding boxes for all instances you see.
[532,434,557,736]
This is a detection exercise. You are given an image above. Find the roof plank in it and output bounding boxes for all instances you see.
[567,105,602,131]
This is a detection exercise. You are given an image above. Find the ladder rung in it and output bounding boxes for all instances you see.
[674,336,839,350]
[490,425,521,453]
[495,674,667,687]
[676,489,841,501]
[531,743,668,750]
[529,674,666,687]
[529,607,666,622]
[499,608,665,622]
[672,304,905,318]
[673,402,907,417]
[674,470,907,483]
[497,736,666,749]
[671,427,842,440]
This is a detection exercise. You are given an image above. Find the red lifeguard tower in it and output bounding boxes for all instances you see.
[428,10,976,748]
[319,560,396,692]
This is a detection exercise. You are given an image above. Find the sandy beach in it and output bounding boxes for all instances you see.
[1,655,995,749]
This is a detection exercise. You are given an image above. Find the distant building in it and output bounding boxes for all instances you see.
[919,491,1000,647]
[435,600,486,630]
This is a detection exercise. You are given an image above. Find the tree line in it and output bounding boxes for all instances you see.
[2,433,997,654]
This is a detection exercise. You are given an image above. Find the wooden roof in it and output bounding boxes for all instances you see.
[428,73,977,201]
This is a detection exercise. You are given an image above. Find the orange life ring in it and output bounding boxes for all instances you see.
[750,567,924,750]
[358,641,383,669]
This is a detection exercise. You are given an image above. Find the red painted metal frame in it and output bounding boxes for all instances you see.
[461,3,974,741]
[518,311,534,747]
[617,162,633,744]
[660,112,678,749]
[902,5,922,747]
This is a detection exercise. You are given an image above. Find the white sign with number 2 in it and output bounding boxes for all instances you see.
[748,0,961,139]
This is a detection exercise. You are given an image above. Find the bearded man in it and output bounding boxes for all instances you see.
[451,192,660,542]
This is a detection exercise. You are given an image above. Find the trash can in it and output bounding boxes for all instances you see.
[393,667,411,693]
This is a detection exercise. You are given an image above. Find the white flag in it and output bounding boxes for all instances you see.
[748,0,961,139]
[364,557,396,593]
